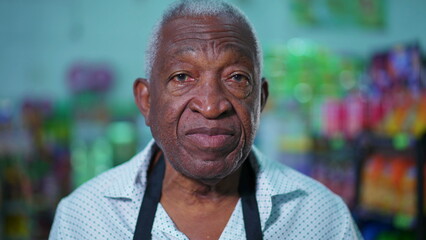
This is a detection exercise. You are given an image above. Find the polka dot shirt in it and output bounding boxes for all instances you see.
[49,140,363,239]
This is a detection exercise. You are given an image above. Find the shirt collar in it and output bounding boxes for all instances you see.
[251,146,308,230]
[103,139,157,199]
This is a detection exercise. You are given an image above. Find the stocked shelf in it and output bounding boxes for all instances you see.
[260,41,426,239]
[353,132,426,240]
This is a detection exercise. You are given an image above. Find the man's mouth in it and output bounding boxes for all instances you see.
[184,127,236,150]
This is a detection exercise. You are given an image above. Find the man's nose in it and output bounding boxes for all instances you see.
[188,79,233,119]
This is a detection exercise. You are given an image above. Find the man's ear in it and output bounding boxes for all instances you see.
[260,77,269,112]
[133,78,151,126]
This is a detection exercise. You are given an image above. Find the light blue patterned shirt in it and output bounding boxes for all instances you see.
[50,140,362,239]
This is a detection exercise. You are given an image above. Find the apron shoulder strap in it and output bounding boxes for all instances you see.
[133,155,263,240]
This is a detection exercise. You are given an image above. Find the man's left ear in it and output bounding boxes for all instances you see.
[260,77,269,112]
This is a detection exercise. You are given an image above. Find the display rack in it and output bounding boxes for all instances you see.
[414,133,425,240]
[353,132,425,240]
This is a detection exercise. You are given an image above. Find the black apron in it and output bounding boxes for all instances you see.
[133,154,263,240]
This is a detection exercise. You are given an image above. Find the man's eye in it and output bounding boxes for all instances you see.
[230,74,249,84]
[171,73,194,83]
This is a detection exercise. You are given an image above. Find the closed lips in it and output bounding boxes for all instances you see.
[185,127,236,149]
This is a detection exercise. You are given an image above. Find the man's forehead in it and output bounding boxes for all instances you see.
[161,16,254,45]
[158,15,256,57]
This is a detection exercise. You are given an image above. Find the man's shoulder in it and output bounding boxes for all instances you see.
[253,147,344,209]
[76,159,134,195]
[59,159,133,210]
[49,150,150,239]
[62,144,152,207]
[254,150,361,239]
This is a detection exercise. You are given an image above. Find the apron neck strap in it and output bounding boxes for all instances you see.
[133,154,263,240]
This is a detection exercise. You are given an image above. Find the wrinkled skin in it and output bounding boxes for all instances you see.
[134,15,268,185]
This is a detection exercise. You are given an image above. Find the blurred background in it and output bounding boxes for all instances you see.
[0,0,425,239]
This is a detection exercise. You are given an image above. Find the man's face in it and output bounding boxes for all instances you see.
[137,15,267,182]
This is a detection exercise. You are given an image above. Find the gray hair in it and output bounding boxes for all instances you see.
[145,0,263,80]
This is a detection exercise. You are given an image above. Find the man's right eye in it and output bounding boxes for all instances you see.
[171,73,195,83]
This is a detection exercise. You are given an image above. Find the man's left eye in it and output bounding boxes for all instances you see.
[229,74,249,84]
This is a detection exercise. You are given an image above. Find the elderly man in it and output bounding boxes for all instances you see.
[50,0,362,239]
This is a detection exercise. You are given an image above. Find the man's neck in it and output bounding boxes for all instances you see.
[158,156,242,239]
[161,159,241,205]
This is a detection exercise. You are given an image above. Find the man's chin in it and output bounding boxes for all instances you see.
[163,143,248,183]
[172,160,237,184]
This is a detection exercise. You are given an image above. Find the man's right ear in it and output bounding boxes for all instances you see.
[133,78,151,126]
